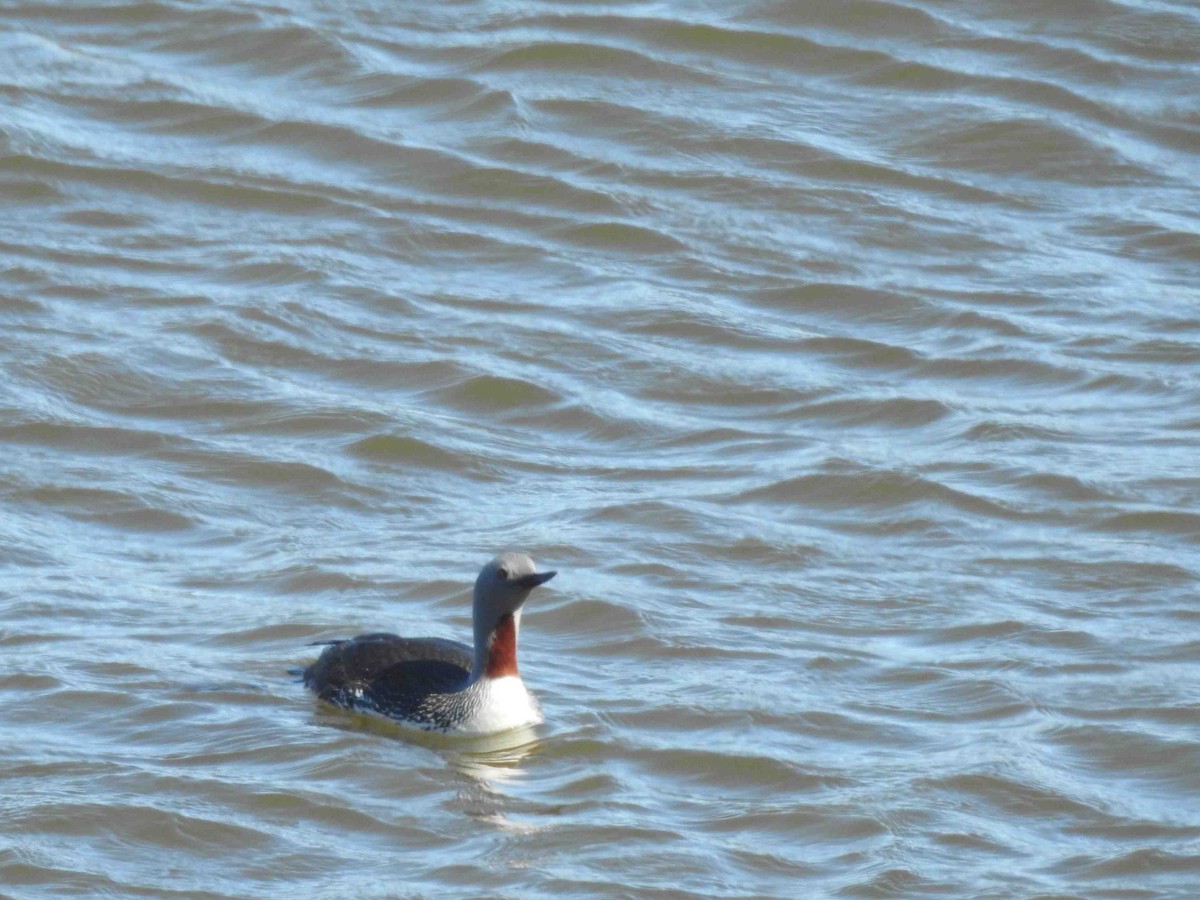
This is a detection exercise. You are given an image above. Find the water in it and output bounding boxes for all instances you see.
[2,0,1199,896]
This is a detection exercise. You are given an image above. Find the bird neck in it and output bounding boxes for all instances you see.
[472,608,521,681]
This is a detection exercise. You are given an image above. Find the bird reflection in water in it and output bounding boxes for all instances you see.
[313,704,544,792]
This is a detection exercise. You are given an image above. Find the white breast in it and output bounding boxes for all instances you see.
[455,676,543,735]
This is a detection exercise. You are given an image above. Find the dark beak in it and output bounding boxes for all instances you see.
[516,570,556,590]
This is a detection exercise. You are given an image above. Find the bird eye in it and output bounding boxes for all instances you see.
[497,567,508,580]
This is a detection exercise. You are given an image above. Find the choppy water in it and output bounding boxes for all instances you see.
[2,0,1199,896]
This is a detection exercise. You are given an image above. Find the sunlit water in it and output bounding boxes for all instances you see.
[2,0,1199,896]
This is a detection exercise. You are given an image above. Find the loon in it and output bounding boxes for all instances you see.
[303,552,555,734]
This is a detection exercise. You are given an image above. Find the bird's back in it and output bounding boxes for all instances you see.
[304,633,475,726]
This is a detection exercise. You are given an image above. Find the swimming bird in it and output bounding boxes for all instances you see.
[303,552,555,734]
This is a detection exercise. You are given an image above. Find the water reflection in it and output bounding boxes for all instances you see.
[311,703,544,788]
[448,727,544,785]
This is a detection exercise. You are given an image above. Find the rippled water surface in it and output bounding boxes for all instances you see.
[2,0,1199,896]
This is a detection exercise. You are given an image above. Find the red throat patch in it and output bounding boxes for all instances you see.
[484,613,519,678]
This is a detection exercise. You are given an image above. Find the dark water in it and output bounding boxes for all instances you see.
[2,0,1199,896]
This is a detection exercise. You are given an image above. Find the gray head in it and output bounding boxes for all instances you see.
[468,554,556,681]
[473,552,556,621]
